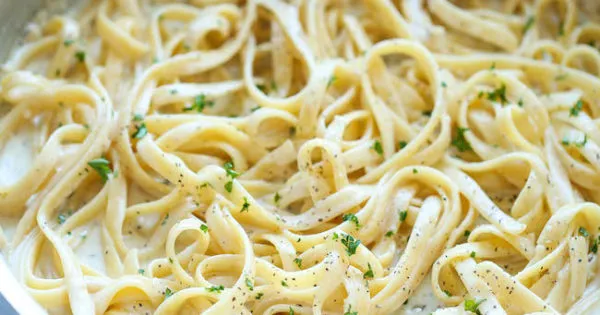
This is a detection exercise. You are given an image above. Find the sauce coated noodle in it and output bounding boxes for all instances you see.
[1,0,600,314]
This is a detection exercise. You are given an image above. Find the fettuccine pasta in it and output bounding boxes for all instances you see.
[1,0,600,314]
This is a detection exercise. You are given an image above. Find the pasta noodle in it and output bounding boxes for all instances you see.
[1,0,600,314]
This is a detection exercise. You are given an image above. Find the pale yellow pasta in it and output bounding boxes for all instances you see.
[1,1,600,315]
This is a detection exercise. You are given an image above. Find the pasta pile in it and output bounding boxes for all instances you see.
[1,0,600,314]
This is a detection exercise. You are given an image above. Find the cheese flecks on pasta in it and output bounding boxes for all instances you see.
[1,0,600,314]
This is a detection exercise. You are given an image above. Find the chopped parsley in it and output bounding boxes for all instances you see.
[470,251,476,258]
[289,307,295,315]
[372,140,383,156]
[250,106,261,112]
[327,75,337,88]
[133,114,144,121]
[184,94,214,112]
[270,80,277,91]
[293,258,302,268]
[332,232,339,240]
[224,181,233,193]
[444,289,451,297]
[591,239,598,254]
[517,98,524,107]
[57,211,71,224]
[161,214,169,226]
[223,161,239,193]
[523,16,534,34]
[385,231,394,237]
[399,210,408,222]
[464,298,486,315]
[274,192,281,204]
[422,110,432,117]
[164,287,174,298]
[200,224,209,233]
[558,22,564,36]
[576,134,588,148]
[132,122,147,139]
[441,82,447,88]
[64,39,74,47]
[464,230,471,237]
[413,168,418,174]
[555,73,568,81]
[88,158,112,182]
[342,213,360,229]
[75,51,85,62]
[245,278,254,291]
[363,263,374,279]
[256,84,267,93]
[490,62,496,70]
[399,141,407,149]
[486,83,508,104]
[281,280,288,287]
[569,100,583,117]
[579,226,589,237]
[138,268,145,275]
[255,292,264,300]
[452,127,472,152]
[341,234,361,256]
[207,285,224,293]
[240,197,250,212]
[344,305,358,315]
[223,161,240,179]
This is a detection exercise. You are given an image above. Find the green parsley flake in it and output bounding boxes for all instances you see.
[224,181,233,193]
[452,127,473,152]
[255,292,264,300]
[164,288,174,298]
[241,197,250,212]
[245,278,254,291]
[64,39,75,47]
[579,226,589,237]
[281,280,288,287]
[399,210,408,222]
[464,230,471,237]
[444,289,451,297]
[132,122,147,139]
[223,161,240,179]
[138,269,145,275]
[441,82,447,88]
[184,94,214,112]
[293,258,302,268]
[399,141,408,149]
[385,231,394,237]
[486,83,508,104]
[569,100,583,117]
[274,192,281,204]
[133,114,144,121]
[289,307,295,315]
[200,224,209,233]
[591,239,598,254]
[75,51,86,62]
[342,213,360,229]
[88,158,112,182]
[161,214,169,226]
[344,305,358,315]
[207,285,224,293]
[470,251,476,258]
[363,263,374,279]
[372,140,383,156]
[523,16,535,34]
[341,234,361,256]
[464,298,486,315]
[327,75,337,88]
